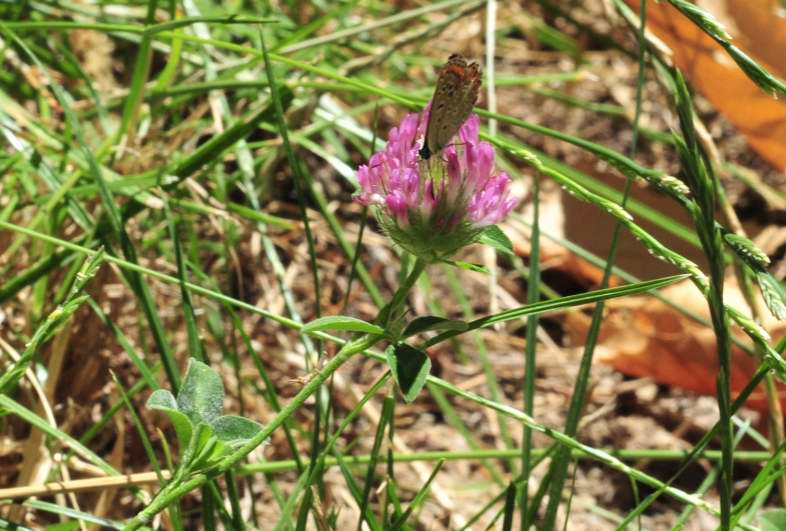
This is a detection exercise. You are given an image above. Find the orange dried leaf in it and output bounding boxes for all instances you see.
[634,0,786,170]
[566,278,786,412]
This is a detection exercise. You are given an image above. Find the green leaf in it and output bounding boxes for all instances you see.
[176,358,224,426]
[300,315,385,336]
[759,509,786,531]
[386,343,432,403]
[146,389,193,448]
[211,415,264,446]
[478,225,514,255]
[403,316,468,337]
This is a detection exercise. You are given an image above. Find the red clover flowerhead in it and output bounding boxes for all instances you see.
[356,105,517,261]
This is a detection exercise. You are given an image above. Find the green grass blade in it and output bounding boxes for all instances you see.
[389,459,445,530]
[358,396,395,530]
[521,169,541,528]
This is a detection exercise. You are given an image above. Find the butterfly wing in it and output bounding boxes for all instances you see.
[423,55,481,158]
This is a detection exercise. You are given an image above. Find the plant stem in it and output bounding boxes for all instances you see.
[718,185,786,507]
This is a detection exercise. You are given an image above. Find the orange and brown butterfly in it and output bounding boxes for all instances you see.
[419,54,482,161]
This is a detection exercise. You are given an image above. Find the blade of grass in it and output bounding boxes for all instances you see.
[332,451,383,531]
[424,273,687,347]
[389,459,445,530]
[165,203,205,363]
[357,396,395,530]
[521,168,541,528]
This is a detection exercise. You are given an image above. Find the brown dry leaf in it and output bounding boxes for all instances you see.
[634,0,786,170]
[505,180,623,288]
[565,278,786,413]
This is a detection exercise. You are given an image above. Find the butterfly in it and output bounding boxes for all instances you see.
[419,54,482,161]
